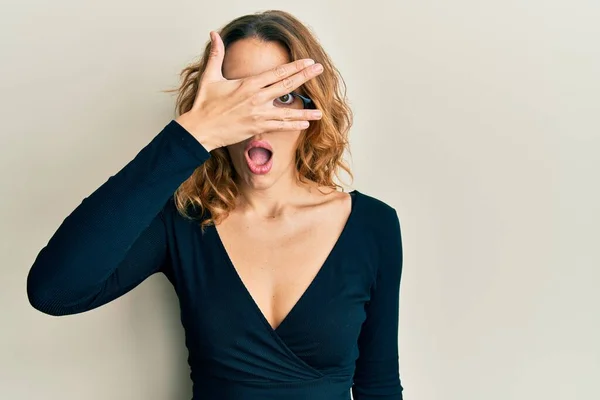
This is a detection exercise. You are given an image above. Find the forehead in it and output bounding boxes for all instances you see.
[222,38,291,80]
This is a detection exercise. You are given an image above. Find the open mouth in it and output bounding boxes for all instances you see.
[245,140,274,175]
[247,147,272,165]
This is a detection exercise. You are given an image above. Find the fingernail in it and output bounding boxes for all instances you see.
[313,64,323,72]
[304,59,315,67]
[313,110,322,118]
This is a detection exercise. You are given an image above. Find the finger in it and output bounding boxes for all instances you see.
[202,31,225,82]
[260,119,311,132]
[265,107,322,122]
[261,62,323,102]
[247,58,315,89]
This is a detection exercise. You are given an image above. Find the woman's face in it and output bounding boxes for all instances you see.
[222,37,307,191]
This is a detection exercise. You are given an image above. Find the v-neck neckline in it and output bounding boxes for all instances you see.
[211,190,359,334]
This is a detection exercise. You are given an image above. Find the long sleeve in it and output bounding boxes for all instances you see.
[26,120,211,316]
[352,207,404,399]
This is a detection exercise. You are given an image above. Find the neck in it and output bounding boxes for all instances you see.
[236,174,313,219]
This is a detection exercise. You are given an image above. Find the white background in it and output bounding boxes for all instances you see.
[1,1,598,399]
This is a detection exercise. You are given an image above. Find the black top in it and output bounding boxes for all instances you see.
[26,120,404,400]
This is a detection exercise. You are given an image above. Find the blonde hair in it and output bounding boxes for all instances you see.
[164,10,354,229]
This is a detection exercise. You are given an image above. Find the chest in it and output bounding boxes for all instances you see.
[165,200,378,373]
[214,210,350,331]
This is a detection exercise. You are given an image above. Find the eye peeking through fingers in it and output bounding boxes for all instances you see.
[273,92,314,110]
[274,92,301,108]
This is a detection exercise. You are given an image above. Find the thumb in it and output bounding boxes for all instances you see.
[202,31,225,82]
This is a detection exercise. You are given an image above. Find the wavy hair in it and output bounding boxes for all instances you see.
[163,10,354,229]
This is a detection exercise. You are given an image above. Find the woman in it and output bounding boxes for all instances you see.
[26,10,404,400]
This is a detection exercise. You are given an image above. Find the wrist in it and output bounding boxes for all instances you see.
[175,113,220,152]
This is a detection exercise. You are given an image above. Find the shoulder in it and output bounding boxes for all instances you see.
[351,190,403,281]
[350,189,402,247]
[352,189,402,254]
[160,194,207,226]
[352,189,400,228]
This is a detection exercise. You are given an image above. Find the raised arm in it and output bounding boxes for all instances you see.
[26,120,210,316]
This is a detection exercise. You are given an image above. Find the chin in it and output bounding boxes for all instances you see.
[239,171,279,190]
